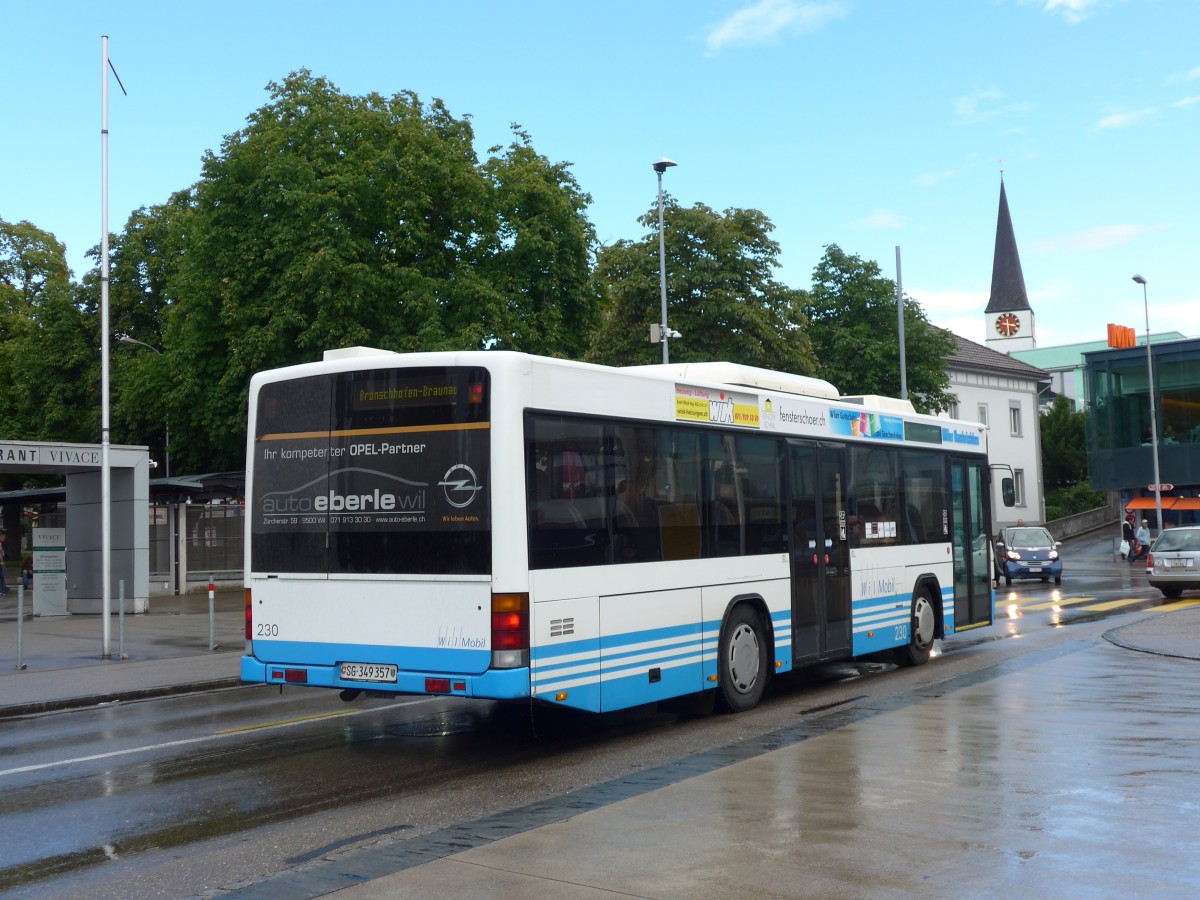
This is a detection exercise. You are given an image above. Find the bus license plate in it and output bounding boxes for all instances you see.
[340,663,398,683]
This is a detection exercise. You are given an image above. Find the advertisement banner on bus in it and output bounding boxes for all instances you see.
[253,427,488,534]
[674,384,760,428]
[829,408,904,441]
[940,425,982,447]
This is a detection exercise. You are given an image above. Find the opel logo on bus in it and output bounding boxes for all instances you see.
[440,463,482,508]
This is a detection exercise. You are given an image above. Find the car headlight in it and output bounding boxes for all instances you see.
[1049,551,1059,560]
[1006,550,1020,560]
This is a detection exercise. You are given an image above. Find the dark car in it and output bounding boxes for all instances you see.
[1146,525,1200,599]
[994,526,1062,586]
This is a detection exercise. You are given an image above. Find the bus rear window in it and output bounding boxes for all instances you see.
[251,366,490,575]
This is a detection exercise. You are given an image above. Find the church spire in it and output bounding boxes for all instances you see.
[984,177,1030,315]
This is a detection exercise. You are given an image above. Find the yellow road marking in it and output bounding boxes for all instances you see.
[1155,598,1200,611]
[1005,597,1095,612]
[216,708,355,734]
[1080,597,1157,612]
[1002,595,1200,615]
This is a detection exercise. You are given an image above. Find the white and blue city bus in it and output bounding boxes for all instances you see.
[241,349,1001,713]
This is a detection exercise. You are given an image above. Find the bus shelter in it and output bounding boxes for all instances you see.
[0,440,150,614]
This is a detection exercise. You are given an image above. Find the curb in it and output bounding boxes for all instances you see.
[0,676,247,720]
[1102,615,1200,662]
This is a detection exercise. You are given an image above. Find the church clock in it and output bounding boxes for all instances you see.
[994,313,1021,337]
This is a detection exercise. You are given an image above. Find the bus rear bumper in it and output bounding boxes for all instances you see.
[240,656,530,700]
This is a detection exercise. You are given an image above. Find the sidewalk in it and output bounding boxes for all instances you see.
[0,587,245,718]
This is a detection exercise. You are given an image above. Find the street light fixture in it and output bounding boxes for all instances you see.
[1132,275,1163,534]
[653,157,677,364]
[116,333,169,479]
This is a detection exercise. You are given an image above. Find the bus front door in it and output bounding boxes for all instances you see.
[789,442,852,663]
[951,458,993,628]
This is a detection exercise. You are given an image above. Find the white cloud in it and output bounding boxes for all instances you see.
[856,209,904,229]
[1042,0,1103,24]
[1173,95,1200,108]
[706,0,847,53]
[1167,65,1200,84]
[1094,108,1157,129]
[953,90,1031,124]
[1027,224,1165,254]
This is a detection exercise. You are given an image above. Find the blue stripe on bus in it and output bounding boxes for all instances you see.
[598,621,704,651]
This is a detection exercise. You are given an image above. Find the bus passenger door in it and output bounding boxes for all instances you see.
[951,458,993,628]
[789,442,852,662]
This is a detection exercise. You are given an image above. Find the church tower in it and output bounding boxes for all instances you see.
[984,177,1036,353]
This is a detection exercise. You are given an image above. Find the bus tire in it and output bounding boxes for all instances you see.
[894,589,936,667]
[717,605,768,712]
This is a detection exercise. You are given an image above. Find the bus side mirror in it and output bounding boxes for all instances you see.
[1001,478,1015,508]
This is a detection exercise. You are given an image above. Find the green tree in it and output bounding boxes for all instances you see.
[802,245,956,413]
[100,198,191,469]
[588,199,816,374]
[479,128,598,357]
[1040,393,1088,489]
[160,71,597,472]
[0,218,96,446]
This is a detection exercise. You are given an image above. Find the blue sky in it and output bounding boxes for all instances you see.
[5,0,1198,349]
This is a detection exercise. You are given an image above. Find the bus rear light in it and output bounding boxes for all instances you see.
[492,630,525,651]
[284,669,307,683]
[491,592,529,669]
[492,611,523,632]
[244,588,253,642]
[426,677,451,693]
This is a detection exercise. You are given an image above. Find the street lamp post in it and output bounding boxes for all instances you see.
[1132,275,1163,534]
[653,158,677,364]
[116,333,169,479]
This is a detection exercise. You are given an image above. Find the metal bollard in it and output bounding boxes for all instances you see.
[118,579,128,660]
[208,577,217,651]
[14,584,27,671]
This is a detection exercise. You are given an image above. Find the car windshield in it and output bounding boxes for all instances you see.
[1004,527,1055,549]
[1151,529,1200,552]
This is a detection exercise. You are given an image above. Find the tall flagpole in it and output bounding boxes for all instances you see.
[101,35,113,657]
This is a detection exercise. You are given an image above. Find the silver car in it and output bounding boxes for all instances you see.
[1147,525,1200,599]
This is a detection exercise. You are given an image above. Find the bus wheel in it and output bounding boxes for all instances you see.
[718,605,768,712]
[894,590,936,667]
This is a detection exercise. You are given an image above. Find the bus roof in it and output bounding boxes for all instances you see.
[622,361,841,401]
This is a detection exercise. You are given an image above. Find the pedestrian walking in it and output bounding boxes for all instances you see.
[1121,513,1135,559]
[1130,519,1152,563]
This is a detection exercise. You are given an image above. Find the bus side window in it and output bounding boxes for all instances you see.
[526,414,608,569]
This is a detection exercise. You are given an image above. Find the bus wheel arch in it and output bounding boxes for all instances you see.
[894,579,940,667]
[716,596,772,713]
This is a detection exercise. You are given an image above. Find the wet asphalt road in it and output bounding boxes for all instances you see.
[2,528,1197,897]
